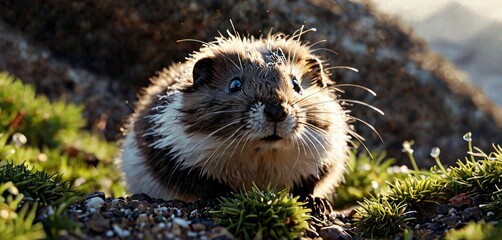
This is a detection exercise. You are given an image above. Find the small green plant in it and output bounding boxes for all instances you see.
[211,185,311,239]
[353,197,415,238]
[0,72,125,197]
[332,151,407,209]
[0,162,82,238]
[444,221,502,240]
[0,181,46,239]
[0,162,80,206]
[352,134,502,238]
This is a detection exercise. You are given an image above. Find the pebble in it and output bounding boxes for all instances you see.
[462,206,484,221]
[86,197,105,211]
[129,193,153,202]
[319,225,352,240]
[86,192,106,200]
[113,224,131,238]
[191,223,207,232]
[173,217,190,228]
[448,193,472,208]
[435,204,452,215]
[87,212,110,233]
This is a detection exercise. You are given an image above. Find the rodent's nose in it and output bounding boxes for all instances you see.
[264,103,287,122]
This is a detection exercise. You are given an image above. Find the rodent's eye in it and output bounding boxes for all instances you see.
[229,78,242,93]
[292,77,303,95]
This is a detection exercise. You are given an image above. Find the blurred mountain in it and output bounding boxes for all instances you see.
[413,1,502,105]
[414,2,492,43]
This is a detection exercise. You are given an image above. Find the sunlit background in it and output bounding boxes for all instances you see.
[370,0,502,106]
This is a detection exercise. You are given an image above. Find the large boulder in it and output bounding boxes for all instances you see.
[1,0,501,166]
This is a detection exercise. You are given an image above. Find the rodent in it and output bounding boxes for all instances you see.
[118,29,359,202]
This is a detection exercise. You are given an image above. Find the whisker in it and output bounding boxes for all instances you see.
[348,129,373,159]
[324,66,359,72]
[192,110,247,122]
[337,99,384,115]
[297,119,331,138]
[310,47,339,56]
[204,124,247,171]
[348,116,383,142]
[303,127,329,153]
[332,84,377,96]
[291,86,328,106]
[176,39,210,45]
[182,118,245,162]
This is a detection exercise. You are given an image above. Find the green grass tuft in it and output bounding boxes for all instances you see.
[352,135,502,238]
[211,185,311,239]
[444,221,502,240]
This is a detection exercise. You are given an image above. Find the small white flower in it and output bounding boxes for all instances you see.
[12,132,27,147]
[463,132,472,142]
[402,140,414,154]
[430,147,440,158]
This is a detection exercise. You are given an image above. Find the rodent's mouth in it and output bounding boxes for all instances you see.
[261,134,283,142]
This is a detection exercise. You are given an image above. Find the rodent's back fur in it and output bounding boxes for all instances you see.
[118,29,354,202]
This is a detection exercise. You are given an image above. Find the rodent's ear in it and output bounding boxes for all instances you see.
[191,57,214,91]
[306,58,328,88]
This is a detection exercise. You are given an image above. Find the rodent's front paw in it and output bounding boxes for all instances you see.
[304,194,334,220]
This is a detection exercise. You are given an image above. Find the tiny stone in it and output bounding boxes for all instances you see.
[448,193,472,208]
[171,223,182,235]
[155,215,167,223]
[111,199,125,208]
[439,215,458,227]
[319,225,352,240]
[462,206,484,221]
[191,223,206,232]
[155,206,168,215]
[137,213,149,223]
[486,211,496,221]
[472,195,487,206]
[435,204,452,215]
[88,212,110,233]
[86,197,105,210]
[113,224,130,238]
[86,192,106,200]
[129,193,153,202]
[158,222,166,229]
[173,217,189,228]
[208,226,235,239]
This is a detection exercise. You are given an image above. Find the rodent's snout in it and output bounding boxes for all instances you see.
[263,103,287,122]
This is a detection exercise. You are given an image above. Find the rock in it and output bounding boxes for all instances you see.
[129,193,153,202]
[438,215,458,227]
[434,204,453,215]
[462,206,484,221]
[86,192,106,200]
[86,197,105,211]
[1,0,501,165]
[191,223,206,232]
[87,212,110,233]
[319,225,352,240]
[448,193,472,209]
[208,226,235,239]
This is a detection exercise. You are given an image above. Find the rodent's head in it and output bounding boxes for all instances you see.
[180,31,349,152]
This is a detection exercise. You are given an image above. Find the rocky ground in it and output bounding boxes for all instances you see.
[54,191,497,239]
